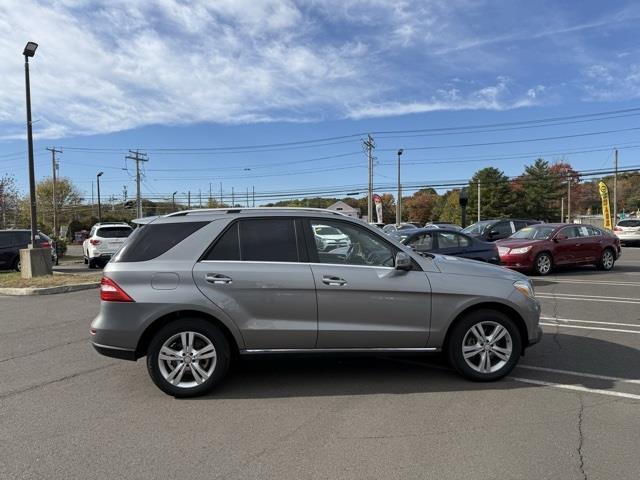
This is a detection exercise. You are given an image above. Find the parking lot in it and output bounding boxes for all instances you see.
[1,248,639,480]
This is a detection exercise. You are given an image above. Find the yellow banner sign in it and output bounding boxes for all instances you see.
[598,181,612,230]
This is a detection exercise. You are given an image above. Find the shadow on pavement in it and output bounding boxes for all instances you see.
[190,333,640,400]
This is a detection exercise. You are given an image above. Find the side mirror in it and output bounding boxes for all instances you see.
[395,251,412,271]
[489,230,500,238]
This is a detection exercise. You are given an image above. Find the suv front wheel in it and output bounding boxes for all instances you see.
[147,319,230,398]
[447,310,521,381]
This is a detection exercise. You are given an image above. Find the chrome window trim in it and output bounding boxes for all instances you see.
[199,259,395,270]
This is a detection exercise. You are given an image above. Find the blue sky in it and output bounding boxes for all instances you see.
[1,0,640,204]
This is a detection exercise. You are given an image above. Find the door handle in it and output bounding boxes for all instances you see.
[205,273,233,285]
[322,275,347,286]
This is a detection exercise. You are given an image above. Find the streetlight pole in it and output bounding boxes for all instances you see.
[23,42,39,247]
[96,172,103,222]
[396,149,403,225]
[172,191,177,210]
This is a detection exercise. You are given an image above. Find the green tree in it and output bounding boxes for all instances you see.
[514,159,560,221]
[467,167,514,220]
[0,174,19,229]
[434,189,462,225]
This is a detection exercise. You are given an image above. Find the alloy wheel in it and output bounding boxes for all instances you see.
[602,250,614,270]
[536,254,551,275]
[157,331,217,389]
[461,321,513,374]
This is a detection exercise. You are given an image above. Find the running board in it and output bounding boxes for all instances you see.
[240,347,439,354]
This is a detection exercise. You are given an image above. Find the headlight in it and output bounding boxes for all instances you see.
[497,246,510,256]
[510,246,532,255]
[514,280,535,298]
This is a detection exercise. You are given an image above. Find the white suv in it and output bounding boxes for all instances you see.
[83,223,133,268]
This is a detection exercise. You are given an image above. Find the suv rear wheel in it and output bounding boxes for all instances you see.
[447,310,521,381]
[147,319,230,398]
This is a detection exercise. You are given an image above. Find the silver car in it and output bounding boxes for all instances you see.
[91,208,542,397]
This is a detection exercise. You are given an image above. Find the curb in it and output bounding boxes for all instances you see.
[0,282,99,296]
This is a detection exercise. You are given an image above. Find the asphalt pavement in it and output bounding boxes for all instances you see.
[1,248,639,479]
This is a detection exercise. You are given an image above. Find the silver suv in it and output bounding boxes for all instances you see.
[91,208,542,397]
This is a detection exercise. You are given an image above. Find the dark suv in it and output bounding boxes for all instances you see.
[462,219,540,242]
[0,230,57,271]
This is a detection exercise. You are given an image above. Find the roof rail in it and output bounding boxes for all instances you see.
[165,207,351,218]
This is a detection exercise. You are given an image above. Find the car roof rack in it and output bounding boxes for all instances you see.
[164,207,350,218]
[94,222,131,226]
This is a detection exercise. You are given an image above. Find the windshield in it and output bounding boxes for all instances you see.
[510,226,556,240]
[462,220,493,235]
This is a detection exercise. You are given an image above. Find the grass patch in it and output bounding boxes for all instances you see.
[0,272,101,289]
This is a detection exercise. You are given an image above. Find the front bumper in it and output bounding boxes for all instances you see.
[499,253,535,271]
[528,326,543,347]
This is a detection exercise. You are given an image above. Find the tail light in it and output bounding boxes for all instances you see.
[614,227,622,231]
[100,277,134,302]
[40,241,51,248]
[90,239,101,245]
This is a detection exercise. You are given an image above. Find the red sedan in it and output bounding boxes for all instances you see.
[496,223,621,275]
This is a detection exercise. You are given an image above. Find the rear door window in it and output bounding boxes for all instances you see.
[618,220,640,228]
[0,233,11,248]
[492,221,512,236]
[205,219,299,262]
[436,232,460,248]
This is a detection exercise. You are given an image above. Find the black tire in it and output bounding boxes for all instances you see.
[12,256,20,272]
[533,252,553,276]
[596,248,615,271]
[88,258,97,269]
[446,309,522,382]
[84,257,88,264]
[147,319,231,398]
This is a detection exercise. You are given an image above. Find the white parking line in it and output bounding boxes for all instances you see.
[537,293,640,305]
[540,316,640,328]
[516,365,640,385]
[540,322,640,334]
[509,376,640,400]
[534,278,640,287]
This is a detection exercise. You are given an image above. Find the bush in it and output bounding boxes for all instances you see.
[53,236,68,257]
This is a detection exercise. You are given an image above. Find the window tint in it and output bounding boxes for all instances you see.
[113,222,208,262]
[586,226,601,236]
[240,219,298,262]
[491,221,512,236]
[97,227,132,238]
[408,232,433,251]
[513,221,527,231]
[560,226,580,238]
[458,234,471,247]
[310,220,395,267]
[437,232,460,248]
[618,219,640,227]
[206,223,240,260]
[0,233,11,248]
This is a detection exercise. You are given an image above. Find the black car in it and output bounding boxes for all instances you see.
[0,230,57,271]
[395,228,500,264]
[461,219,540,242]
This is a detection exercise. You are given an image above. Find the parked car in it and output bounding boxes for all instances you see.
[424,222,463,231]
[397,228,500,264]
[0,229,57,271]
[91,208,542,397]
[496,223,621,275]
[614,218,640,245]
[83,222,133,268]
[462,219,540,242]
[313,224,351,251]
[369,222,385,229]
[382,223,418,234]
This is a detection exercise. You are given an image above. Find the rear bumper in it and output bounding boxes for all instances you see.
[92,342,136,361]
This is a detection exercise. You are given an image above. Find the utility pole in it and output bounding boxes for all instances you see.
[125,150,148,218]
[188,191,191,208]
[232,187,235,206]
[220,182,223,205]
[561,197,564,223]
[252,186,255,207]
[396,149,403,225]
[567,175,571,223]
[199,189,202,208]
[363,135,375,222]
[246,187,249,207]
[46,147,62,236]
[477,180,481,222]
[613,148,618,224]
[209,182,212,207]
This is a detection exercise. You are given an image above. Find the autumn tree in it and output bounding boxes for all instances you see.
[403,188,438,225]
